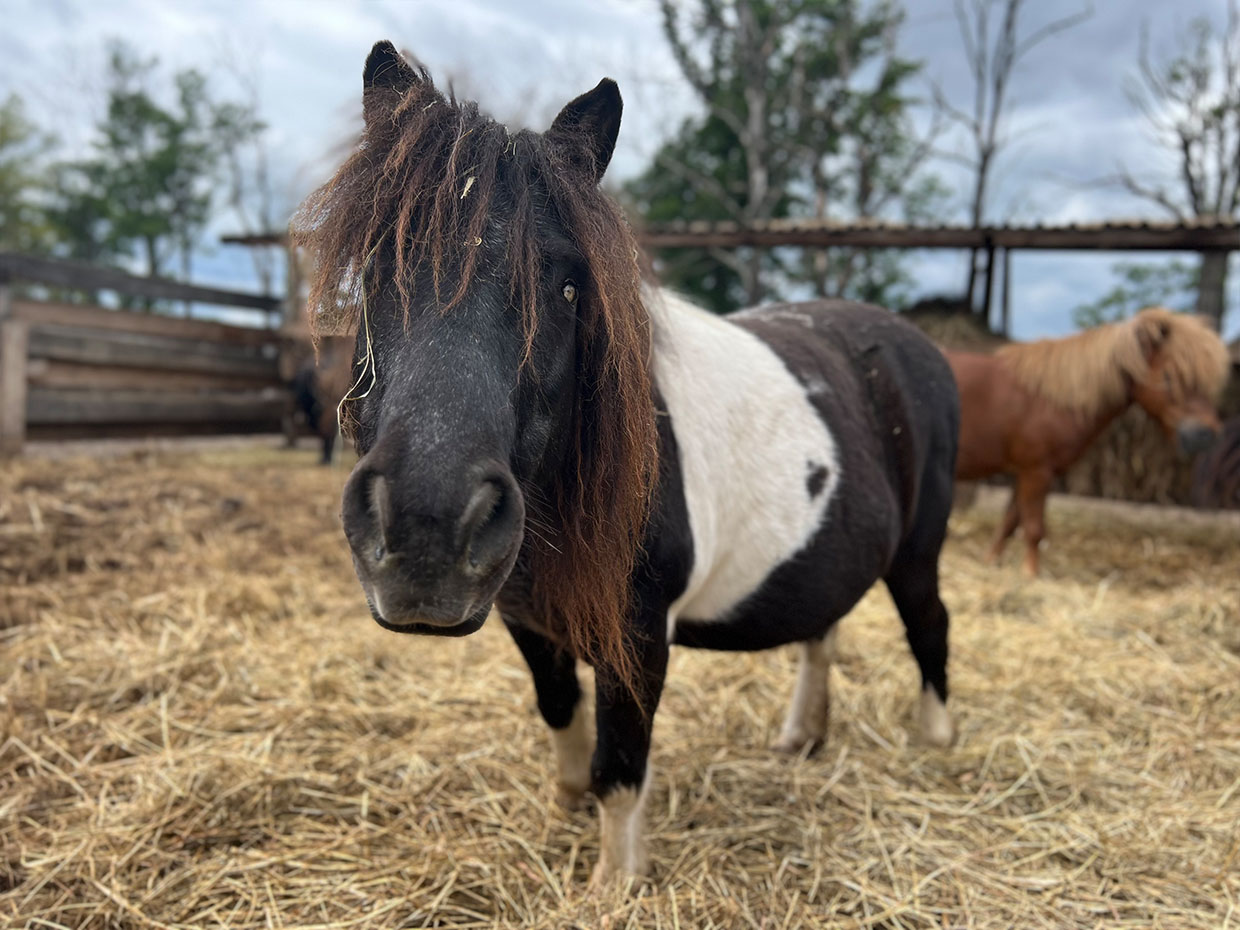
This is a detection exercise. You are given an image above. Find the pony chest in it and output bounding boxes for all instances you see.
[651,298,840,626]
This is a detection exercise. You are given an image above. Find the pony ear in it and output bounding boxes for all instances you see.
[1135,312,1171,360]
[547,79,622,184]
[363,40,420,124]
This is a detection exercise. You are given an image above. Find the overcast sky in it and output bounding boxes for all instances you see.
[1,0,1235,338]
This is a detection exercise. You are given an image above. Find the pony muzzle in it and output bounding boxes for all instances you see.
[1176,420,1219,457]
[340,458,525,634]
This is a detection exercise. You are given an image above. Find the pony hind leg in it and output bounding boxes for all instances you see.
[502,618,592,811]
[985,487,1020,564]
[886,563,955,747]
[885,469,956,747]
[772,624,841,755]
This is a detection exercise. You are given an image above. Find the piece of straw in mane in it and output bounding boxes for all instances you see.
[995,307,1230,418]
[290,68,657,690]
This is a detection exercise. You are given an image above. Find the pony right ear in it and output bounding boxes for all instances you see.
[1134,311,1170,360]
[363,41,420,124]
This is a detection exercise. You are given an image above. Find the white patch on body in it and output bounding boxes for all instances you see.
[550,698,593,809]
[774,624,841,753]
[918,685,955,747]
[648,290,841,632]
[590,769,650,885]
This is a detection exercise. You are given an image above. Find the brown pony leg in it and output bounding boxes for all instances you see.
[1015,470,1052,577]
[985,489,1020,564]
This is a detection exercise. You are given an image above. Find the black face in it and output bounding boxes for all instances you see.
[337,43,622,637]
[339,210,583,635]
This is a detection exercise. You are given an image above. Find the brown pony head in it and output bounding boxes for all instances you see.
[291,42,657,688]
[1126,308,1230,454]
[996,307,1230,455]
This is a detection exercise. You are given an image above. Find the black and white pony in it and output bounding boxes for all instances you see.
[295,42,960,886]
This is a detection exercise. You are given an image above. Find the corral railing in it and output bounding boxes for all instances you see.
[0,252,294,455]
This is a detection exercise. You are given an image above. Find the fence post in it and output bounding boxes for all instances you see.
[1,317,29,456]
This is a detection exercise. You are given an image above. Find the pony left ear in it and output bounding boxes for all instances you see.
[547,79,622,184]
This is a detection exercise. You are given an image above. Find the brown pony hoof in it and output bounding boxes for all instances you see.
[771,733,822,756]
[588,857,650,891]
[554,782,590,812]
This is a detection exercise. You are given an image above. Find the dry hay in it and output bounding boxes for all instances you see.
[2,445,1239,929]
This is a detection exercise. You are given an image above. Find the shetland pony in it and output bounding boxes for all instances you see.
[294,42,960,885]
[948,309,1229,575]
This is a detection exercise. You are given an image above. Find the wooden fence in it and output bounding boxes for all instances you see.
[0,252,293,455]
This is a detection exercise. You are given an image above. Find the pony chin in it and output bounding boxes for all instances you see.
[368,600,493,637]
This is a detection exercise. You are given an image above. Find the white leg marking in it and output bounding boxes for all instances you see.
[590,768,650,886]
[550,699,593,810]
[919,685,956,747]
[774,627,838,754]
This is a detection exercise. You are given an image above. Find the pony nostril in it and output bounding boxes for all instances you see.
[460,476,522,572]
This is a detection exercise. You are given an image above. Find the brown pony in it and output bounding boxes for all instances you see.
[948,308,1230,575]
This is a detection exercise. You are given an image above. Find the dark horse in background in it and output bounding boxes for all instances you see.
[280,336,354,465]
[294,42,960,885]
[948,311,1229,576]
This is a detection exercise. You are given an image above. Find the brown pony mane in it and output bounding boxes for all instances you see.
[995,307,1230,418]
[291,69,657,688]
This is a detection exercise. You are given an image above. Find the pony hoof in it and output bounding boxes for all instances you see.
[554,782,590,812]
[588,857,649,891]
[918,689,956,748]
[772,733,822,756]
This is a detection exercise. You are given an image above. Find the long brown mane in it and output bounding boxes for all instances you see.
[291,70,657,687]
[995,308,1229,418]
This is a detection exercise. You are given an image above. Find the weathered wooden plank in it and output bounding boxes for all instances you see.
[0,252,281,312]
[1,320,29,455]
[27,387,287,426]
[26,359,280,392]
[27,325,282,380]
[26,421,283,441]
[11,300,281,346]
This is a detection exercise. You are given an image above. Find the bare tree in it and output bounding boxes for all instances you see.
[935,0,1091,311]
[659,0,789,304]
[214,42,285,297]
[1112,1,1240,329]
[804,7,943,301]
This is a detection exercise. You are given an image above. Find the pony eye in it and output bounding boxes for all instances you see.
[562,281,578,304]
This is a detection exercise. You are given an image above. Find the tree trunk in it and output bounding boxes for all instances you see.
[1196,251,1229,330]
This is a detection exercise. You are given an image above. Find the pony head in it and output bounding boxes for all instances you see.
[1126,308,1230,455]
[292,42,656,682]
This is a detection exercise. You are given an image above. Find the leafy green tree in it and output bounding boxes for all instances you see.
[0,94,55,253]
[47,43,263,306]
[1072,260,1199,329]
[625,0,939,313]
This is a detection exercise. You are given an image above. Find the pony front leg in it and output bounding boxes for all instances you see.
[503,618,592,810]
[590,624,669,887]
[1015,469,1052,577]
